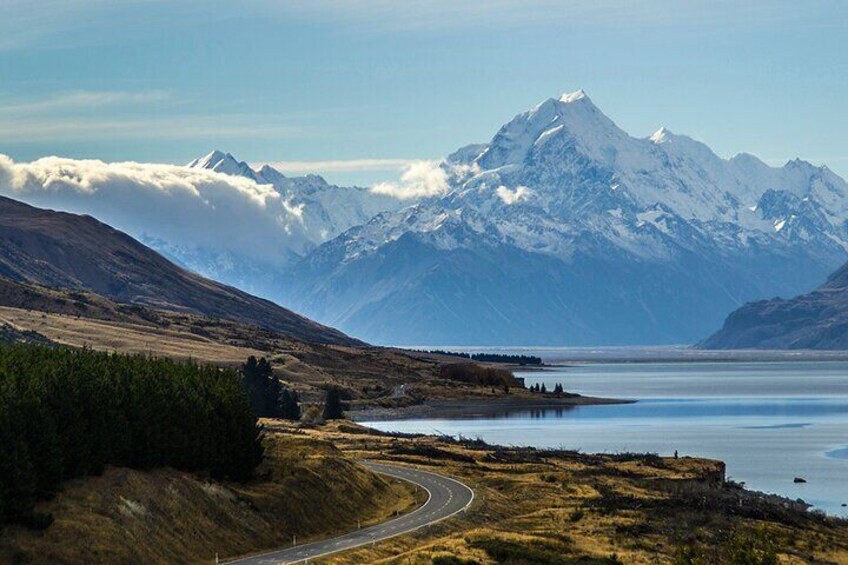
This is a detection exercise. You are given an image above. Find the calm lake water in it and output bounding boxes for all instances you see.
[364,361,848,516]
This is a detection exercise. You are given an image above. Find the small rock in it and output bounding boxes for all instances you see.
[841,503,846,507]
[793,477,807,483]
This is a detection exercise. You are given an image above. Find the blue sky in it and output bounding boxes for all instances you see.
[1,0,847,186]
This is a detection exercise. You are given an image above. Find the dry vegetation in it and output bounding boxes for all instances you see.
[288,422,848,565]
[0,432,418,564]
[3,419,847,564]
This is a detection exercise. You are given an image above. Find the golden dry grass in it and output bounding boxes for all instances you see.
[3,420,847,564]
[291,422,848,565]
[0,306,264,364]
[0,433,418,564]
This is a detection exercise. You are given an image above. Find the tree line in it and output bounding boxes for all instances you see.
[439,363,519,388]
[426,350,542,366]
[0,345,263,529]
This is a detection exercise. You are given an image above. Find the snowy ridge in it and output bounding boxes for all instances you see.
[285,90,848,345]
[187,150,405,247]
[327,90,848,267]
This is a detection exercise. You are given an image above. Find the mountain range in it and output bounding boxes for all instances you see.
[277,91,848,345]
[3,90,848,346]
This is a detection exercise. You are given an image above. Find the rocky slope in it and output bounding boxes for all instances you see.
[701,260,848,349]
[0,196,358,345]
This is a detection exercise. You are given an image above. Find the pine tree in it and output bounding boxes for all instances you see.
[540,383,547,394]
[241,356,280,417]
[279,389,301,421]
[0,344,265,529]
[323,387,344,420]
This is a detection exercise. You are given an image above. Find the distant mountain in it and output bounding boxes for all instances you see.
[4,93,848,347]
[282,91,848,345]
[180,151,403,293]
[0,195,358,346]
[701,261,848,349]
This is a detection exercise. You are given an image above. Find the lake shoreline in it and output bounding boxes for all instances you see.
[348,394,634,422]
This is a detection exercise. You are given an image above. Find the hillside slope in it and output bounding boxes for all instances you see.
[701,261,848,349]
[0,196,358,345]
[0,434,415,564]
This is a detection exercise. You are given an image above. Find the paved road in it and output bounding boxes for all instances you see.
[226,462,474,564]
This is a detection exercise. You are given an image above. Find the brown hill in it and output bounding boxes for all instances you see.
[0,196,358,345]
[701,260,848,349]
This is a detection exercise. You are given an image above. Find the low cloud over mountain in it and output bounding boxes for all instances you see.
[0,154,310,268]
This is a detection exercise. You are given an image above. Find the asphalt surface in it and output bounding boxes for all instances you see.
[226,461,474,564]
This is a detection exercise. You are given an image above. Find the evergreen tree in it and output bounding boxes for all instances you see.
[323,387,344,420]
[279,389,301,421]
[241,356,280,417]
[540,383,547,394]
[0,344,264,529]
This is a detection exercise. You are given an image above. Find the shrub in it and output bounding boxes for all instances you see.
[323,386,345,420]
[674,526,779,565]
[439,363,518,388]
[432,557,481,565]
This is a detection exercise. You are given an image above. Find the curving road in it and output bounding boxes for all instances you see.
[226,462,474,565]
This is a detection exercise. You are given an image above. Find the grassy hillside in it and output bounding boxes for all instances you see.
[0,433,417,564]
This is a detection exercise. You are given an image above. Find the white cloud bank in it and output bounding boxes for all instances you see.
[0,154,310,265]
[371,160,451,200]
[496,185,531,205]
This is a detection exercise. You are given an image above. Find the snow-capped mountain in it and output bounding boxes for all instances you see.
[283,90,848,345]
[170,151,405,296]
[188,150,404,245]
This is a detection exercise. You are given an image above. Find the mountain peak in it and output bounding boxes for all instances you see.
[187,150,258,180]
[559,89,589,104]
[188,149,237,169]
[650,127,673,144]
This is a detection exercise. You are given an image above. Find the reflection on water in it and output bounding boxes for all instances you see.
[365,361,848,517]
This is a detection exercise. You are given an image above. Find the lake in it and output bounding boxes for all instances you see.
[364,360,848,516]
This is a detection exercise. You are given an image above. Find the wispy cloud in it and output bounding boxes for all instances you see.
[259,158,416,174]
[0,115,304,143]
[0,90,303,142]
[0,90,170,116]
[0,0,177,51]
[3,0,835,52]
